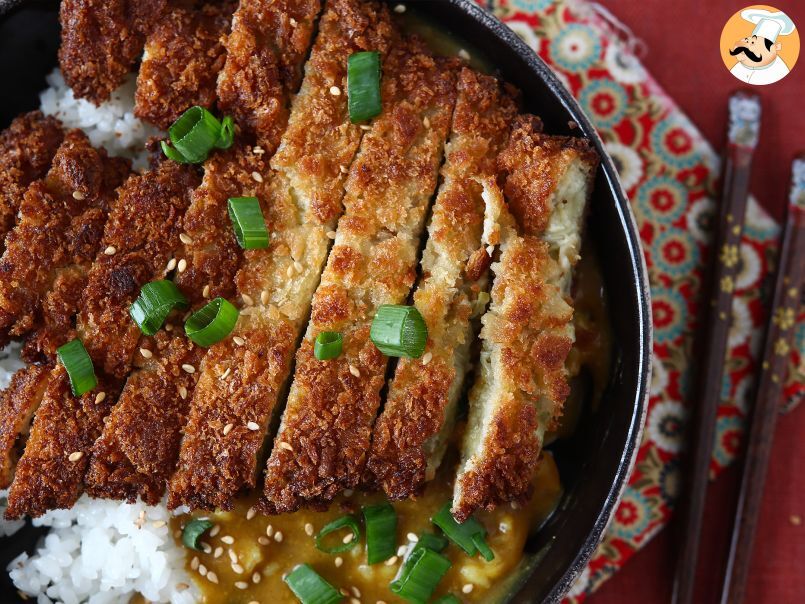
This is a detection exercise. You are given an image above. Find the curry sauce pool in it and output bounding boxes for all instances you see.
[172,454,561,603]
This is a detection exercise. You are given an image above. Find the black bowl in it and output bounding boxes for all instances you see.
[0,1,652,601]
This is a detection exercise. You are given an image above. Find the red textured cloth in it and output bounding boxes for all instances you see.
[591,1,805,601]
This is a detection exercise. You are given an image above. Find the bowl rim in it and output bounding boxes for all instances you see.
[436,1,652,600]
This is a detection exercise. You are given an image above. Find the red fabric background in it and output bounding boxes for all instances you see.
[590,1,805,601]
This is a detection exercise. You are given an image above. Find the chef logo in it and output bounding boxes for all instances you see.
[720,5,799,85]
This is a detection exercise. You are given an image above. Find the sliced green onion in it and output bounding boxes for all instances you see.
[314,332,343,361]
[162,106,234,164]
[432,502,494,561]
[370,305,428,358]
[390,547,451,603]
[129,280,189,336]
[347,51,382,123]
[284,564,343,604]
[57,339,97,396]
[415,532,449,553]
[184,297,239,347]
[227,197,269,249]
[433,596,461,604]
[315,515,361,554]
[363,503,397,564]
[181,518,213,551]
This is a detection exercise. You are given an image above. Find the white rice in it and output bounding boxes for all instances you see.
[0,70,198,604]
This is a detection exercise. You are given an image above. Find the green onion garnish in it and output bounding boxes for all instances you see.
[414,532,449,553]
[181,518,213,551]
[56,339,97,396]
[227,197,269,249]
[432,502,494,561]
[390,547,452,603]
[363,503,397,564]
[184,297,239,347]
[284,564,343,604]
[161,106,235,164]
[129,280,189,336]
[347,51,382,123]
[433,595,461,604]
[314,332,343,361]
[370,305,428,358]
[315,515,361,554]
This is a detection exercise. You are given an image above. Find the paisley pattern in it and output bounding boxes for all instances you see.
[475,0,802,599]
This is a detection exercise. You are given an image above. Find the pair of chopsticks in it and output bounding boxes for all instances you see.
[672,91,804,604]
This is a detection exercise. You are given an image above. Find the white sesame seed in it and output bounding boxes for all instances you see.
[233,336,245,346]
[397,545,406,556]
[190,556,199,570]
[198,564,207,576]
[294,261,303,273]
[462,583,474,594]
[486,244,494,255]
[232,563,244,574]
[384,555,398,566]
[351,586,361,598]
[227,550,237,564]
[221,535,234,544]
[266,525,274,537]
[349,365,360,377]
[252,571,261,584]
[210,524,220,537]
[286,265,295,277]
[458,48,471,61]
[68,451,83,462]
[242,293,254,306]
[201,542,212,554]
[72,190,86,200]
[222,423,234,435]
[350,598,360,604]
[202,284,210,298]
[165,323,174,331]
[179,233,193,244]
[289,17,297,26]
[221,367,232,380]
[261,290,270,305]
[407,533,418,542]
[253,145,264,154]
[342,533,353,544]
[246,506,257,519]
[213,546,223,558]
[360,124,371,130]
[179,386,188,399]
[334,556,343,568]
[235,581,249,590]
[151,520,166,528]
[274,531,284,542]
[304,523,314,536]
[140,347,153,359]
[394,3,406,13]
[182,364,196,374]
[247,421,259,431]
[279,442,293,452]
[423,116,430,128]
[327,230,337,239]
[330,85,342,96]
[207,571,219,584]
[166,258,177,271]
[339,165,348,174]
[177,258,187,273]
[95,391,106,404]
[251,171,264,183]
[104,246,116,256]
[422,351,432,365]
[258,536,270,545]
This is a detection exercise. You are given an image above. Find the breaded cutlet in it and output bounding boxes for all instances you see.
[59,0,167,105]
[260,36,459,514]
[365,68,519,501]
[0,112,64,247]
[168,0,395,512]
[135,1,237,129]
[451,117,598,522]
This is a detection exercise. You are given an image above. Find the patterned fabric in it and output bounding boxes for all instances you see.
[473,0,804,598]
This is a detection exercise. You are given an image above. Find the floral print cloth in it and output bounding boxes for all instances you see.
[472,0,804,599]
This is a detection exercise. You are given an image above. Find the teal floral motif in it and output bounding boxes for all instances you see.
[651,227,700,278]
[721,372,732,401]
[578,78,628,129]
[636,175,688,223]
[713,416,744,467]
[611,486,651,541]
[658,459,680,506]
[651,286,687,344]
[513,0,554,11]
[549,23,601,73]
[651,118,698,170]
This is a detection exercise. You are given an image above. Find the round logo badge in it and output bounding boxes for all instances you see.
[720,5,799,85]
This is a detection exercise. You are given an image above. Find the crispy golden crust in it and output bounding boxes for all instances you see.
[59,0,167,104]
[259,37,459,514]
[216,0,321,149]
[77,160,199,379]
[135,1,236,129]
[0,112,64,245]
[85,332,201,504]
[5,366,119,519]
[0,130,130,354]
[0,365,52,489]
[365,69,518,500]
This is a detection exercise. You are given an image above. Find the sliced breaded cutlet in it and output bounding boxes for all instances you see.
[169,0,395,512]
[135,0,237,129]
[59,0,168,104]
[0,130,131,359]
[5,159,199,519]
[365,68,519,500]
[85,143,266,504]
[260,36,459,514]
[0,111,64,247]
[217,0,322,150]
[451,116,598,522]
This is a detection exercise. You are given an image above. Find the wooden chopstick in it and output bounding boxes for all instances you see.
[719,156,805,604]
[671,90,762,604]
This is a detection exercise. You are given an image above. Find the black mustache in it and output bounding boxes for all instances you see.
[730,46,763,62]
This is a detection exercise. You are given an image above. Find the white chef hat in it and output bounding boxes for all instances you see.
[741,9,796,43]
